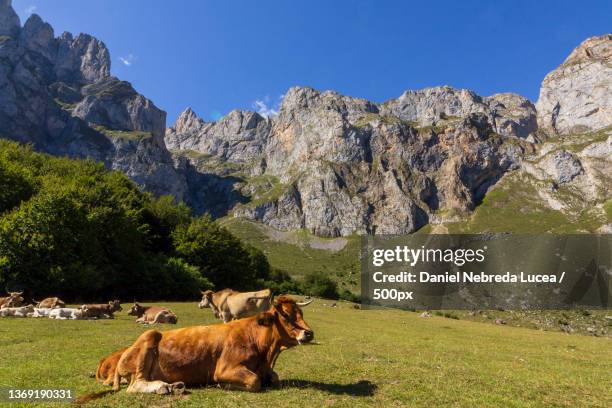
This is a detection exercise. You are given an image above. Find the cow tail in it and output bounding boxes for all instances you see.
[74,389,117,404]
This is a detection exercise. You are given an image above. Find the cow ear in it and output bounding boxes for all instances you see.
[257,312,274,327]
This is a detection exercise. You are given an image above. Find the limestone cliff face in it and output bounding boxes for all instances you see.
[0,1,185,199]
[167,87,532,236]
[536,34,612,135]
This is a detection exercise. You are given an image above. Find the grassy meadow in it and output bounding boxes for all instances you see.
[0,302,610,407]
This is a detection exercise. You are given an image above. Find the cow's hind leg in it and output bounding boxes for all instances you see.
[214,366,261,392]
[132,330,162,382]
[117,330,183,395]
[113,330,161,391]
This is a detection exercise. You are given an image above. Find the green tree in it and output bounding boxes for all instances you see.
[301,271,339,299]
[172,216,258,289]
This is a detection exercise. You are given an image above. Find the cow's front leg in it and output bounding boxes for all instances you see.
[214,366,261,392]
[262,369,280,388]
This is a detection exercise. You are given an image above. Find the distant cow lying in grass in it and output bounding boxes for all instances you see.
[127,303,177,324]
[81,300,122,319]
[34,297,65,309]
[49,308,84,320]
[27,307,54,318]
[0,304,34,317]
[96,348,128,386]
[0,291,24,309]
[199,288,273,323]
[110,295,314,394]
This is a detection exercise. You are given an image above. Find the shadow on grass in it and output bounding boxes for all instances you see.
[280,379,377,397]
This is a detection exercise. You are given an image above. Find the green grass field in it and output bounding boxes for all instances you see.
[1,302,610,407]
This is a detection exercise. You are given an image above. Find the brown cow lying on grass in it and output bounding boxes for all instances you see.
[111,295,314,394]
[127,303,177,324]
[35,297,65,309]
[81,300,122,319]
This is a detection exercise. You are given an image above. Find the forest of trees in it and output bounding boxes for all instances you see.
[0,141,345,301]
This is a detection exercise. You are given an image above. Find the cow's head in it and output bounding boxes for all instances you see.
[258,295,314,346]
[109,300,122,312]
[199,290,214,309]
[128,303,145,316]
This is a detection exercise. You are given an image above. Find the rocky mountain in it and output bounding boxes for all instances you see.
[1,0,610,237]
[167,35,611,237]
[0,0,185,199]
[167,86,538,236]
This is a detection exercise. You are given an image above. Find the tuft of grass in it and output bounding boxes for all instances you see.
[0,302,610,407]
[54,98,77,110]
[604,200,612,223]
[241,175,290,207]
[94,125,152,141]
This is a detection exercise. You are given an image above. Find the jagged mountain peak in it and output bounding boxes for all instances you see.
[0,0,20,38]
[537,33,612,135]
[173,107,205,133]
[563,34,612,66]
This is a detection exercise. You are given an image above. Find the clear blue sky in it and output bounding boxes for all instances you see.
[13,0,612,124]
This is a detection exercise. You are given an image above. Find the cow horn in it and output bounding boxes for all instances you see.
[296,299,313,307]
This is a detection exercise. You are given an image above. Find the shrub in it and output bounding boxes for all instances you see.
[339,289,360,303]
[300,271,339,299]
[261,268,301,294]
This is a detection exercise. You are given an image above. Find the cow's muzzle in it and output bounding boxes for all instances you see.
[297,329,314,344]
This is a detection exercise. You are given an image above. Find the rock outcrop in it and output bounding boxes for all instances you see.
[536,34,612,135]
[383,86,537,139]
[166,108,270,164]
[0,2,185,199]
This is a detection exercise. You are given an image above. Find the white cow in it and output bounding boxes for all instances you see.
[48,308,84,320]
[27,307,53,318]
[0,305,35,317]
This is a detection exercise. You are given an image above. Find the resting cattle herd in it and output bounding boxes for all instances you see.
[104,295,313,395]
[199,288,274,323]
[128,303,178,324]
